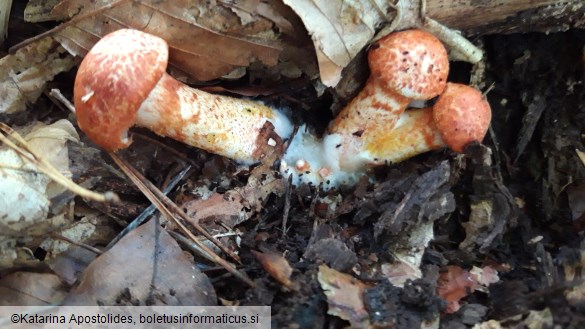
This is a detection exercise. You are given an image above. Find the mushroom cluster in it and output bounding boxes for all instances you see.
[73,29,491,189]
[281,30,491,188]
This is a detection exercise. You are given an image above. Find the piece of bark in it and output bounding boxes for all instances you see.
[425,0,584,35]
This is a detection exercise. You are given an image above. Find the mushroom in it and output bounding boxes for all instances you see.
[328,29,449,171]
[74,29,292,164]
[281,29,449,187]
[368,83,492,163]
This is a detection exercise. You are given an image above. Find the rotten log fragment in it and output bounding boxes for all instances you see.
[372,161,454,239]
[425,0,584,35]
[460,144,519,254]
[303,224,358,272]
[364,279,442,328]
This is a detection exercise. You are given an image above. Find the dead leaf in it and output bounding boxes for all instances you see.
[470,266,500,289]
[282,0,390,86]
[472,320,503,329]
[304,238,357,272]
[182,192,247,229]
[461,144,518,253]
[562,246,585,306]
[524,308,553,329]
[381,261,422,288]
[436,265,478,314]
[0,272,68,305]
[63,218,216,305]
[24,0,62,22]
[0,37,75,114]
[0,120,79,236]
[39,212,116,272]
[252,249,296,289]
[318,264,370,328]
[43,0,289,81]
[0,0,11,45]
[26,120,80,198]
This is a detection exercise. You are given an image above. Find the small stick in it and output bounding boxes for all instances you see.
[50,233,103,255]
[49,89,76,114]
[281,174,292,237]
[109,153,255,287]
[104,164,192,251]
[0,123,118,202]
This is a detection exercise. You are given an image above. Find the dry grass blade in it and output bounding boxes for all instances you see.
[112,153,242,263]
[104,164,192,251]
[109,152,255,288]
[576,149,585,168]
[0,123,117,202]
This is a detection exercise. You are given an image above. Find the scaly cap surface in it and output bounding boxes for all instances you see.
[368,29,449,100]
[433,83,492,152]
[74,29,169,151]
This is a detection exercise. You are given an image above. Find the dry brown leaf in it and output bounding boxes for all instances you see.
[182,192,247,229]
[252,249,296,289]
[282,0,390,87]
[318,264,371,328]
[470,266,500,289]
[436,265,478,314]
[380,261,422,288]
[63,218,216,305]
[40,213,115,263]
[0,37,75,114]
[24,0,62,22]
[0,272,68,305]
[41,0,293,81]
[460,200,494,252]
[472,320,503,329]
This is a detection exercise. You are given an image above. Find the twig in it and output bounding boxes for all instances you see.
[114,154,242,263]
[281,174,292,237]
[0,123,117,202]
[132,132,200,166]
[49,89,76,114]
[104,164,192,251]
[168,230,216,263]
[50,233,103,255]
[109,153,255,287]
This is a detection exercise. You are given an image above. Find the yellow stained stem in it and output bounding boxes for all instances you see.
[366,108,445,164]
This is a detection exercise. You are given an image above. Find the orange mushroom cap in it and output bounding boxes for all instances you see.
[368,29,449,100]
[432,83,492,153]
[74,29,169,151]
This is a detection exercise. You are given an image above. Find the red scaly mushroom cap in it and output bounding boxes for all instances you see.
[433,83,492,153]
[368,29,449,100]
[74,29,169,151]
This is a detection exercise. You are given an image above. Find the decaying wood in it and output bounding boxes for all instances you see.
[425,0,584,35]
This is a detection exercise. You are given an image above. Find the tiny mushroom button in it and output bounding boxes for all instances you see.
[369,83,492,163]
[74,29,292,164]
